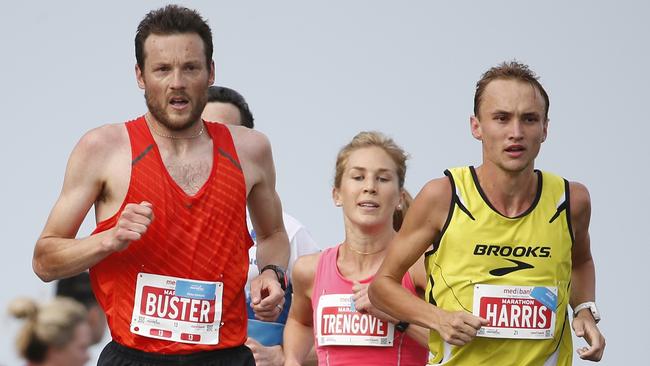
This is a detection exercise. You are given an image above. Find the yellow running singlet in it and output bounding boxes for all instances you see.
[424,166,574,366]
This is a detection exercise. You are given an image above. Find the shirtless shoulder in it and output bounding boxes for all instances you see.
[568,181,590,224]
[74,123,131,219]
[225,125,273,194]
[80,123,129,163]
[568,180,591,255]
[414,177,453,233]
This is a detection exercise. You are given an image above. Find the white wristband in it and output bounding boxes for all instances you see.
[573,301,601,323]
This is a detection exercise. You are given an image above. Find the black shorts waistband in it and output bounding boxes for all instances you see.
[101,341,251,364]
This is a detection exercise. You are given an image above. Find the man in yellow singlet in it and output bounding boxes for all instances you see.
[369,61,605,365]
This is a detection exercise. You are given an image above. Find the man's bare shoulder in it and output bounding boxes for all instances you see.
[403,177,453,234]
[569,181,590,206]
[226,125,272,160]
[568,180,591,222]
[418,176,453,204]
[75,123,129,157]
[65,124,130,193]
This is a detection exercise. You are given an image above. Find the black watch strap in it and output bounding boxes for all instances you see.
[260,264,287,291]
[395,321,410,332]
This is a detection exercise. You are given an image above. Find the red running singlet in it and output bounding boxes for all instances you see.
[90,116,252,354]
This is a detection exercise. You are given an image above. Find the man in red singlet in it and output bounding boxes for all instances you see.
[31,5,289,366]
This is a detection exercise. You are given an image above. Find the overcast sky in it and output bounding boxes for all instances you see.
[1,1,648,364]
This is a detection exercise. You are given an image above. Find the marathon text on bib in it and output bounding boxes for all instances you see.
[473,284,557,339]
[130,273,223,345]
[316,294,394,347]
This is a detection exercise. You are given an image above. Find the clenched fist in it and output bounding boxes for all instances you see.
[102,201,154,252]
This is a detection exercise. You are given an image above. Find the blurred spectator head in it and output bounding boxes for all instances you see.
[55,272,106,344]
[9,296,91,366]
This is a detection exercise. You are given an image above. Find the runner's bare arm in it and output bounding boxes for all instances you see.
[369,178,488,346]
[569,181,605,361]
[283,253,318,366]
[246,131,289,271]
[400,254,435,347]
[237,129,290,317]
[33,125,151,282]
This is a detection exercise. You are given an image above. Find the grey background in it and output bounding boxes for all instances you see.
[1,1,647,364]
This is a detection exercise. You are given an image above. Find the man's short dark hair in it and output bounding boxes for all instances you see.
[55,272,97,309]
[135,5,213,71]
[207,86,255,129]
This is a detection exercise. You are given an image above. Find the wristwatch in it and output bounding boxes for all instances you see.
[260,264,287,291]
[573,301,601,323]
[395,321,410,332]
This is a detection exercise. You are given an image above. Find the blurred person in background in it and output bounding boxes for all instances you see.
[9,296,91,366]
[55,272,107,345]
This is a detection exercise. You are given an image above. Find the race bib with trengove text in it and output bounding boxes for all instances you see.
[316,294,394,347]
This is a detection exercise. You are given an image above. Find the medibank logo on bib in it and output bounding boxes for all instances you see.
[320,307,388,337]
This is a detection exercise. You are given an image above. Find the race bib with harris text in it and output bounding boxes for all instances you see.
[473,284,557,339]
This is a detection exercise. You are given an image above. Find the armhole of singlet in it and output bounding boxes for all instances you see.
[94,121,138,230]
[425,170,456,257]
[210,122,244,168]
[564,178,575,246]
[310,248,332,307]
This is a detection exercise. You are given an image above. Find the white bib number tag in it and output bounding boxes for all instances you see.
[473,284,557,339]
[130,273,223,345]
[316,294,394,347]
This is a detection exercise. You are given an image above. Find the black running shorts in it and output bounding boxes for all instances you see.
[97,341,255,366]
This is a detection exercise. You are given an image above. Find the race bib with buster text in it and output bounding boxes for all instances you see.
[130,273,223,345]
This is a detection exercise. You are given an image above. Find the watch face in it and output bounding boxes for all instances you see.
[395,321,409,332]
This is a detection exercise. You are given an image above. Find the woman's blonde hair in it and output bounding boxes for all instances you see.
[9,296,87,362]
[334,131,410,230]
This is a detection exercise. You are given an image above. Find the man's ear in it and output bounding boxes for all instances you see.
[208,60,215,85]
[470,115,482,141]
[136,63,145,90]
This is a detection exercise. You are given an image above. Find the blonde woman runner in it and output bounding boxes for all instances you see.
[284,132,428,366]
